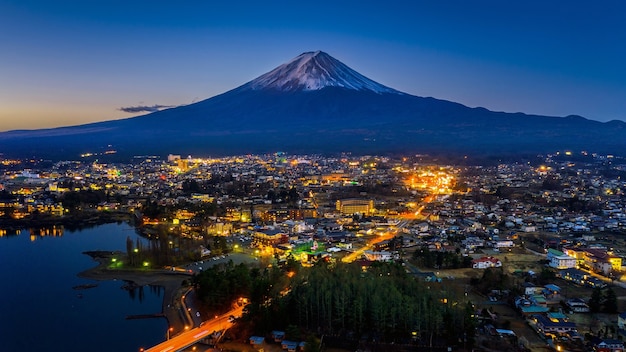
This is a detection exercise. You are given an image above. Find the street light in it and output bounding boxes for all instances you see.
[167,327,174,340]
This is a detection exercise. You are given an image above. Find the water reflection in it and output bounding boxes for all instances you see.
[124,283,164,303]
[0,223,166,351]
[0,226,65,239]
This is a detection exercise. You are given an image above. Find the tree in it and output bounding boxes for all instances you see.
[604,287,618,313]
[589,287,602,313]
[303,335,321,352]
[126,236,134,266]
[537,268,556,285]
[463,302,476,349]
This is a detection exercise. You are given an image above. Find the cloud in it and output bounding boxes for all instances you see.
[118,104,176,114]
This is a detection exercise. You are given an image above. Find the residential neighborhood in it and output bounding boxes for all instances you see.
[3,151,626,351]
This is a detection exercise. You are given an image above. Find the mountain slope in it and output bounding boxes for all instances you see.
[1,51,625,159]
[241,50,402,94]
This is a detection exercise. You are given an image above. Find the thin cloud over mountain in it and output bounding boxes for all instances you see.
[118,104,177,113]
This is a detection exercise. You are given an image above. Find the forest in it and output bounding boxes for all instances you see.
[194,259,476,349]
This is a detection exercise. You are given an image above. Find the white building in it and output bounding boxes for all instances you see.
[547,249,577,269]
[363,250,394,262]
[472,256,502,269]
[494,240,514,248]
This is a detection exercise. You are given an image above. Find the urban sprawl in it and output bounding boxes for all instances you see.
[3,151,626,352]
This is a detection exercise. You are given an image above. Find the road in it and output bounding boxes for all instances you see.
[341,220,410,263]
[144,305,244,352]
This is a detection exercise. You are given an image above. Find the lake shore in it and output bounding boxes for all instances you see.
[77,252,194,337]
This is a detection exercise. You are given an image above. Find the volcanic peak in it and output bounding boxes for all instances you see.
[242,51,402,94]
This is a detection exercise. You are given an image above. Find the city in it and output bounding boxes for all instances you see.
[2,3,626,351]
[2,151,626,351]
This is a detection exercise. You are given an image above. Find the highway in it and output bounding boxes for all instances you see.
[144,305,244,352]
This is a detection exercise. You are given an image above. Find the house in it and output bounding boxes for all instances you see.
[249,336,265,346]
[592,338,624,352]
[566,298,590,313]
[522,282,539,296]
[472,256,502,269]
[533,314,577,335]
[520,305,549,316]
[543,284,561,299]
[558,268,607,288]
[281,340,299,352]
[546,312,568,321]
[272,330,286,343]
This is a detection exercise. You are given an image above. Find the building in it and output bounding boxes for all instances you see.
[494,240,514,248]
[532,314,577,335]
[583,248,622,275]
[252,229,289,246]
[558,268,607,288]
[547,249,577,269]
[566,298,590,313]
[592,338,624,352]
[543,284,561,299]
[563,247,622,275]
[472,256,502,269]
[522,282,539,296]
[336,199,374,215]
[363,250,394,262]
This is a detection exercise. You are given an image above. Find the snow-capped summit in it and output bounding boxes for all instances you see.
[243,51,403,94]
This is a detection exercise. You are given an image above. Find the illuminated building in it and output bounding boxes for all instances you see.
[336,199,374,215]
[252,229,289,246]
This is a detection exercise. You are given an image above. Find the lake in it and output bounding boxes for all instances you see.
[0,222,166,351]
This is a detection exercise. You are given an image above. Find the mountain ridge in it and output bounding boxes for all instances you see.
[0,51,625,159]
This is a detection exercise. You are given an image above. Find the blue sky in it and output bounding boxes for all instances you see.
[1,0,625,131]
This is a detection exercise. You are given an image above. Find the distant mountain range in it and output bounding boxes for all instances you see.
[1,50,625,159]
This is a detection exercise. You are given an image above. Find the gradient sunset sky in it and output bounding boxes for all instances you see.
[1,0,625,131]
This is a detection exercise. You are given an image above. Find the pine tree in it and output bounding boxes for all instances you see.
[604,287,618,313]
[589,287,602,313]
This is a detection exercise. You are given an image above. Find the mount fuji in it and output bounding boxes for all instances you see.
[243,51,402,94]
[1,50,625,159]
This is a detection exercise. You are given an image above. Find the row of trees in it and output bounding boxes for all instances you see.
[194,259,476,348]
[412,246,473,269]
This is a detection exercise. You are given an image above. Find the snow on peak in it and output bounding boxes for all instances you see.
[243,51,403,94]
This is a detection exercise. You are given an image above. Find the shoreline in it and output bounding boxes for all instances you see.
[77,253,194,338]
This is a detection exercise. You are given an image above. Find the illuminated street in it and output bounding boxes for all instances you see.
[144,304,244,352]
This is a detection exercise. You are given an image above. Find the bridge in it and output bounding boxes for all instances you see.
[144,305,244,352]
